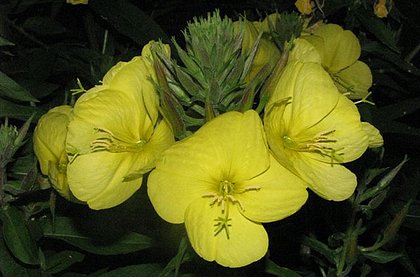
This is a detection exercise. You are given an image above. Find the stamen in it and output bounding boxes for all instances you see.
[90,128,146,153]
[282,130,344,164]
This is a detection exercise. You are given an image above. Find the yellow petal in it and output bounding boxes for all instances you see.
[333,61,372,99]
[148,110,269,223]
[293,153,357,201]
[362,122,384,148]
[67,151,141,209]
[295,0,314,15]
[289,38,322,64]
[185,198,268,268]
[312,24,361,73]
[237,155,308,222]
[66,88,155,155]
[268,61,340,135]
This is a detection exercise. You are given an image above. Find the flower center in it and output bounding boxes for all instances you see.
[202,180,260,239]
[90,128,146,153]
[282,130,344,164]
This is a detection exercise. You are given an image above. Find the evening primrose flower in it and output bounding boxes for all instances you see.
[264,57,372,201]
[295,0,315,15]
[66,42,174,210]
[33,105,73,199]
[148,110,308,267]
[374,0,388,18]
[303,24,372,100]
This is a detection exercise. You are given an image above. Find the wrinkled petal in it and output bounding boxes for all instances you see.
[311,24,361,73]
[148,110,269,223]
[66,88,155,155]
[185,198,268,268]
[34,105,72,174]
[237,155,308,222]
[333,61,372,99]
[267,61,340,136]
[293,153,357,201]
[362,122,384,148]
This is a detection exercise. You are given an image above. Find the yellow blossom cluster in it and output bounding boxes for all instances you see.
[33,15,383,268]
[34,41,175,209]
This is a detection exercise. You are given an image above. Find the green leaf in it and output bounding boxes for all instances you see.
[302,236,338,265]
[0,98,40,120]
[159,236,194,277]
[0,206,39,265]
[22,16,66,35]
[44,250,85,274]
[89,0,170,46]
[0,36,15,46]
[264,259,301,277]
[361,156,408,202]
[98,264,162,277]
[355,8,400,53]
[0,232,30,277]
[362,249,403,263]
[41,217,155,255]
[0,71,38,102]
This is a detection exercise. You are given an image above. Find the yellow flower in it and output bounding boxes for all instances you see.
[295,0,315,15]
[303,24,372,100]
[148,110,308,267]
[66,42,174,210]
[33,105,73,199]
[66,0,88,4]
[264,54,373,201]
[233,20,280,82]
[374,0,388,18]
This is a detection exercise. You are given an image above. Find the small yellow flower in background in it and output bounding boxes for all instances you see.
[264,44,377,200]
[233,20,280,82]
[374,0,389,18]
[33,105,73,200]
[303,24,373,100]
[148,110,308,267]
[295,0,315,15]
[66,0,88,5]
[66,41,175,210]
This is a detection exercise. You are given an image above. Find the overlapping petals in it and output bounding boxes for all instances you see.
[66,42,174,209]
[264,56,370,201]
[148,110,307,267]
[33,105,73,199]
[303,24,373,99]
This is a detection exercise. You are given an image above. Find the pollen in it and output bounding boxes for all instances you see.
[202,179,261,239]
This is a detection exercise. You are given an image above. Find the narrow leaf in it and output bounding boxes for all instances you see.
[0,71,38,102]
[99,264,162,277]
[264,259,301,277]
[41,217,155,255]
[362,250,402,264]
[44,251,85,274]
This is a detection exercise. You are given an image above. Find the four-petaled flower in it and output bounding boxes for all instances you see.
[264,41,379,200]
[66,41,174,210]
[148,110,308,267]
